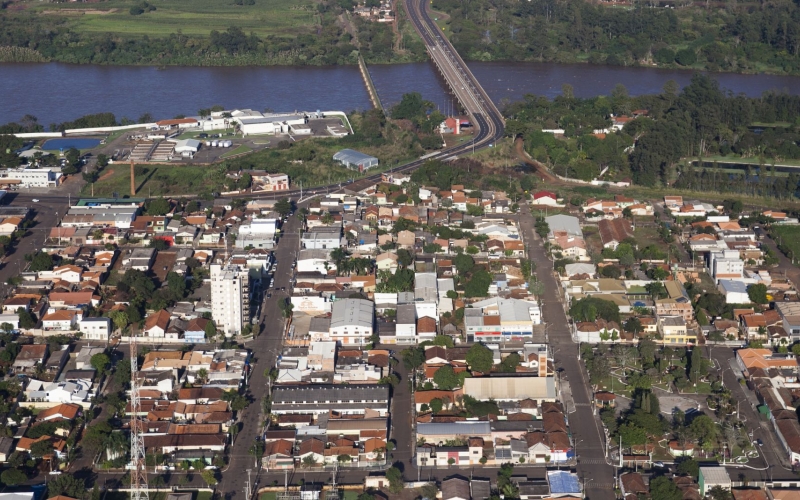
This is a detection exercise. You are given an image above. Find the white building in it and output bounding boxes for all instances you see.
[236,217,278,249]
[79,317,112,342]
[717,280,751,304]
[234,113,307,136]
[323,298,374,346]
[464,297,541,343]
[210,263,251,337]
[296,249,333,275]
[1,168,62,188]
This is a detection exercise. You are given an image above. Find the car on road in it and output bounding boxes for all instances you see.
[757,439,763,446]
[32,199,39,202]
[267,292,271,298]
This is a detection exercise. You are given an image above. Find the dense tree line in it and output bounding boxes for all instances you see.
[432,0,800,74]
[0,0,420,66]
[507,74,800,191]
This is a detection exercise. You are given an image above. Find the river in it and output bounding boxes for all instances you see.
[2,61,800,125]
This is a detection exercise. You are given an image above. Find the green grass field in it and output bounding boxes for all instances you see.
[32,0,317,38]
[82,164,216,197]
[771,225,800,258]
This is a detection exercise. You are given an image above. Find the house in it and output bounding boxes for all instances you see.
[37,403,81,422]
[698,467,731,496]
[41,309,81,331]
[79,317,112,341]
[736,348,798,377]
[532,191,560,206]
[297,438,325,464]
[598,218,633,250]
[12,344,48,374]
[376,253,399,274]
[184,318,210,344]
[620,473,648,500]
[144,310,171,338]
[657,316,695,345]
[261,439,294,470]
[442,477,471,500]
[0,436,14,462]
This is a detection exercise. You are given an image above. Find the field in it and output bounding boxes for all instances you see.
[771,225,800,259]
[29,0,318,38]
[81,164,217,198]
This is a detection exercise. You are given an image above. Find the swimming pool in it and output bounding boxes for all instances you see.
[42,138,102,150]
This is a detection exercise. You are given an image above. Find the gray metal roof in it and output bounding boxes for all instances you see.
[417,421,491,436]
[545,214,582,237]
[272,384,388,404]
[333,149,377,165]
[330,298,374,330]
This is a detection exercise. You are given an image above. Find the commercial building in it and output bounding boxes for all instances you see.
[210,262,251,337]
[463,376,556,403]
[236,218,278,249]
[777,302,800,342]
[234,113,308,136]
[323,298,374,346]
[718,280,751,304]
[271,385,389,416]
[545,214,582,238]
[464,297,541,343]
[333,149,379,172]
[0,168,62,188]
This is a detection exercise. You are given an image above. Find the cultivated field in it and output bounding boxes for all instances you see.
[29,0,318,38]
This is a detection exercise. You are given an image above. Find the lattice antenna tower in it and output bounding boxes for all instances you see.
[129,331,148,500]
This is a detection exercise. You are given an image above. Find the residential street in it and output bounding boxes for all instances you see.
[517,201,617,500]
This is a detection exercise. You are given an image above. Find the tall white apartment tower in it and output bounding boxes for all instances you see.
[210,262,251,337]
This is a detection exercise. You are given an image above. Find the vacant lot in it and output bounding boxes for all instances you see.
[32,0,317,38]
[772,225,800,258]
[81,164,216,198]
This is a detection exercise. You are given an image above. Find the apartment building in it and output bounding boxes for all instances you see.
[210,262,251,337]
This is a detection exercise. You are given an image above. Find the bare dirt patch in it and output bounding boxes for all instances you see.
[41,8,117,15]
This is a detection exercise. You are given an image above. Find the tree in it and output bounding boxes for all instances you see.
[689,414,718,449]
[402,347,425,370]
[146,198,171,216]
[429,398,443,413]
[676,457,699,478]
[90,353,111,373]
[204,321,217,339]
[433,365,460,390]
[17,308,36,329]
[274,198,292,217]
[47,473,86,498]
[748,283,769,304]
[650,476,683,500]
[466,343,494,373]
[464,269,492,298]
[454,253,475,274]
[200,469,218,486]
[708,486,733,500]
[30,438,54,458]
[386,466,403,494]
[28,251,54,272]
[1,468,27,486]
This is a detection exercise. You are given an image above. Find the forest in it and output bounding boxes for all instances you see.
[432,0,800,74]
[505,74,800,195]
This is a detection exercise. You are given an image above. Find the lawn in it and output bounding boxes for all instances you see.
[81,163,217,197]
[221,144,253,158]
[259,494,277,500]
[34,0,317,38]
[679,381,713,395]
[771,225,800,259]
[196,492,213,500]
[596,374,633,398]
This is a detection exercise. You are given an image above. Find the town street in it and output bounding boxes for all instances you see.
[517,201,617,500]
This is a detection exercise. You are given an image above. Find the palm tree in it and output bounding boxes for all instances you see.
[196,368,208,384]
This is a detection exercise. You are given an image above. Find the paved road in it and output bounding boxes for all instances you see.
[517,201,616,500]
[216,213,304,500]
[706,345,798,481]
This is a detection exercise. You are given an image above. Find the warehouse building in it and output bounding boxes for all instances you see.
[333,149,378,172]
[234,113,308,136]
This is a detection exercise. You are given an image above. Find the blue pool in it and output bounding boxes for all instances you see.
[42,138,102,150]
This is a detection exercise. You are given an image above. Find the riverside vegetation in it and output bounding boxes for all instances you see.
[433,0,800,75]
[505,74,800,198]
[2,0,799,74]
[0,0,424,65]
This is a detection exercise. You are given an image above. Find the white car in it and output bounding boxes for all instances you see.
[32,199,39,202]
